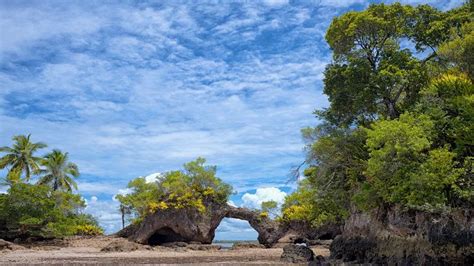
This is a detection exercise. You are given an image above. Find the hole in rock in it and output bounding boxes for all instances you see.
[213,218,258,248]
[147,227,186,245]
[318,233,334,240]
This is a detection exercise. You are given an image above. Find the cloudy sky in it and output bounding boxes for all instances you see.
[0,0,464,239]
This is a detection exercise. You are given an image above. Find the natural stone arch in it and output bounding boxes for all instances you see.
[223,206,285,245]
[119,203,287,247]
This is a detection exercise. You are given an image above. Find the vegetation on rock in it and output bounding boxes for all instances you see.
[116,157,233,224]
[283,2,473,227]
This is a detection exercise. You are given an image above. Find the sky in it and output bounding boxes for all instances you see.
[0,0,464,240]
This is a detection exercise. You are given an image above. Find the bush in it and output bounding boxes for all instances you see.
[117,157,233,221]
[74,224,104,236]
[0,183,103,239]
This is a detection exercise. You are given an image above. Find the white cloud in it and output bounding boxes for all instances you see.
[144,172,163,183]
[84,196,122,233]
[227,200,237,207]
[241,187,287,209]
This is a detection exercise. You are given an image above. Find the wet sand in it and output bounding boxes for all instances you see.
[0,237,330,265]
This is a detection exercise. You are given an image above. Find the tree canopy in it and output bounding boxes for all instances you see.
[283,2,473,227]
[0,134,47,184]
[0,135,102,239]
[116,157,233,224]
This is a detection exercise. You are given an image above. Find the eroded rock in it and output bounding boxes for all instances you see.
[100,239,151,252]
[0,239,26,252]
[124,202,286,247]
[280,244,315,263]
[330,207,474,265]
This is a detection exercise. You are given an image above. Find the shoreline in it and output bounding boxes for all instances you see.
[0,236,330,265]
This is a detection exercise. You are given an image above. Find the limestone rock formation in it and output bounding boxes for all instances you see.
[330,206,474,265]
[100,239,152,252]
[280,220,342,241]
[280,244,315,263]
[0,239,26,252]
[119,202,286,247]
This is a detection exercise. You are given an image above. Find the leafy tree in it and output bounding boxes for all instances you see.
[438,22,474,79]
[116,158,233,223]
[285,2,473,226]
[0,134,47,183]
[322,3,430,126]
[418,73,474,157]
[37,149,79,191]
[0,183,102,239]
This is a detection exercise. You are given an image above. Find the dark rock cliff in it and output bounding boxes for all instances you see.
[330,206,474,265]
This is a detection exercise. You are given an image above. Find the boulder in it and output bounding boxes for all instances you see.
[100,239,151,252]
[275,220,342,249]
[309,255,328,266]
[0,239,26,251]
[280,244,315,263]
[330,206,474,265]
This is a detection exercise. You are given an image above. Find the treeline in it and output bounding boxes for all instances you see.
[281,2,473,227]
[0,135,102,240]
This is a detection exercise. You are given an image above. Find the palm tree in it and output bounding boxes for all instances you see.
[37,149,79,191]
[0,134,47,183]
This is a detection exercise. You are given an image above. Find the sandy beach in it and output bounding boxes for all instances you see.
[0,237,330,265]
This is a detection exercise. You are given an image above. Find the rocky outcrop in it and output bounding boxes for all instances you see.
[275,221,342,247]
[0,239,26,252]
[120,202,286,247]
[330,206,474,265]
[280,244,315,263]
[101,239,152,252]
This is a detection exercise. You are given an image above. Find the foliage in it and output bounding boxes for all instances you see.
[116,157,233,222]
[0,183,102,239]
[361,113,469,208]
[284,2,473,226]
[261,200,279,218]
[0,134,47,183]
[322,3,430,126]
[74,224,104,236]
[281,174,349,227]
[37,149,80,191]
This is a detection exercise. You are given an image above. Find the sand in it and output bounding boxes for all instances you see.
[0,237,330,265]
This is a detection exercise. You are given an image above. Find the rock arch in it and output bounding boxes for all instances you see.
[119,203,286,247]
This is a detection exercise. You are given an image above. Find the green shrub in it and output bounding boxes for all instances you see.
[116,157,233,221]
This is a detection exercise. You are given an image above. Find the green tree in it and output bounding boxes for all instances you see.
[438,22,474,79]
[37,149,79,191]
[323,3,423,125]
[359,112,469,209]
[285,2,473,226]
[0,183,101,239]
[116,158,233,223]
[0,134,47,183]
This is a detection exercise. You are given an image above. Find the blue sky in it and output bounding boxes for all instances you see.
[0,0,464,239]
